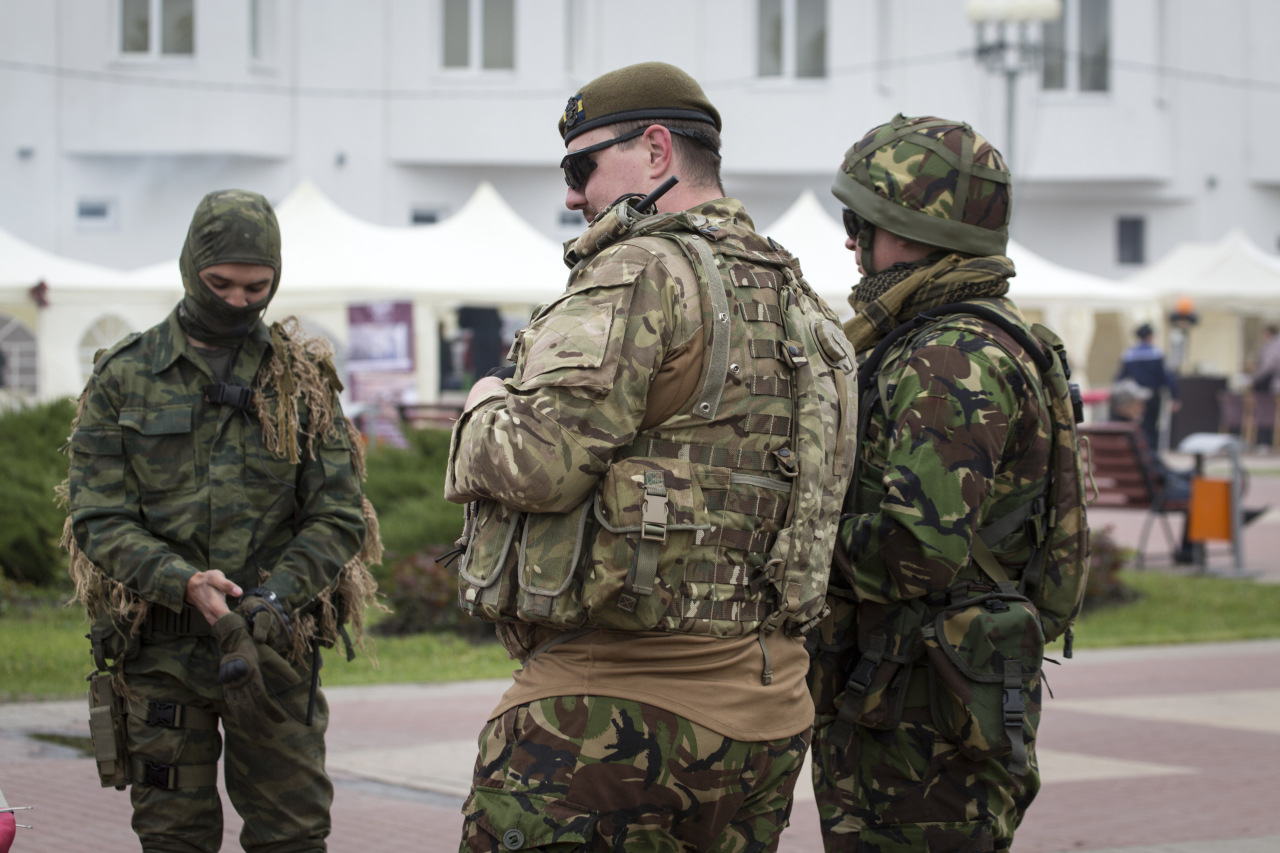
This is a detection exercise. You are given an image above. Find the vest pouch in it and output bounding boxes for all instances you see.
[457,500,523,622]
[923,594,1044,771]
[516,495,593,628]
[584,458,706,631]
[847,599,929,731]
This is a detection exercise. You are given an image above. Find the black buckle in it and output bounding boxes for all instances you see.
[1003,687,1025,726]
[846,658,878,696]
[984,598,1010,613]
[147,701,180,728]
[204,383,254,408]
[143,761,176,789]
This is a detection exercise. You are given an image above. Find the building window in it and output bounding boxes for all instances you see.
[0,314,38,396]
[77,199,118,230]
[1079,0,1110,92]
[411,207,442,225]
[79,316,134,383]
[1040,0,1108,93]
[120,0,194,57]
[1118,216,1145,265]
[757,0,826,79]
[443,0,515,71]
[249,0,277,62]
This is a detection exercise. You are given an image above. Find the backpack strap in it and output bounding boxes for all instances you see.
[666,232,732,421]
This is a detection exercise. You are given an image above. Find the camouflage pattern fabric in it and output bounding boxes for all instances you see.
[808,253,1053,851]
[448,198,853,640]
[178,189,282,347]
[124,640,331,853]
[460,696,809,852]
[68,307,366,620]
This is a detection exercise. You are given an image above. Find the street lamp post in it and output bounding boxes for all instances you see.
[965,0,1062,170]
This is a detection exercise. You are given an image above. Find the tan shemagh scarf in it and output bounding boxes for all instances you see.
[843,253,1017,352]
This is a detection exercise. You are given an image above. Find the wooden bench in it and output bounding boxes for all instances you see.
[1079,421,1188,566]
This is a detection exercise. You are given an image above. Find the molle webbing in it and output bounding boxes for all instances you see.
[728,267,780,290]
[126,698,219,731]
[735,413,792,436]
[697,525,776,553]
[685,561,766,587]
[143,604,214,638]
[748,376,792,398]
[668,598,770,623]
[740,302,782,324]
[623,438,780,472]
[748,339,803,361]
[704,490,788,521]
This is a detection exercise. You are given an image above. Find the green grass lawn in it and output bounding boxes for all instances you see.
[1054,570,1280,650]
[0,602,516,702]
[5,570,1280,701]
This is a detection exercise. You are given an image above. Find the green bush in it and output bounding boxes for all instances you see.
[362,427,465,574]
[372,544,494,638]
[0,398,78,586]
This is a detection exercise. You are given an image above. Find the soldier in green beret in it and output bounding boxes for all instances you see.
[806,116,1089,851]
[447,62,855,850]
[65,190,382,852]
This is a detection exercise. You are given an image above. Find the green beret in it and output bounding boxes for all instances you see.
[559,62,721,145]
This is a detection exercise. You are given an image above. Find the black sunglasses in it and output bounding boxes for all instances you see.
[842,208,870,241]
[560,127,648,190]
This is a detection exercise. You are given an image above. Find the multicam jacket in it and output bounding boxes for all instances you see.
[447,198,854,643]
[67,308,367,635]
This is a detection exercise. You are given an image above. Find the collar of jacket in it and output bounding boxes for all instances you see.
[153,304,273,380]
[562,197,753,269]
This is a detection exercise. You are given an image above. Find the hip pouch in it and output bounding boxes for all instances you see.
[922,592,1044,776]
[829,599,928,743]
[88,672,131,790]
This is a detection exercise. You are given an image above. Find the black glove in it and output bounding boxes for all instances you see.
[238,588,291,655]
[213,612,300,729]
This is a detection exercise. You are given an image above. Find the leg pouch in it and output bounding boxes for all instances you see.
[923,594,1043,774]
[88,672,131,790]
[462,787,597,852]
[858,821,994,853]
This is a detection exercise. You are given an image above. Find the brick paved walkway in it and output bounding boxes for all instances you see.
[3,639,1278,851]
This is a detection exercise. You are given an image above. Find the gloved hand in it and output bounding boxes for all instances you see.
[237,588,292,655]
[213,612,301,729]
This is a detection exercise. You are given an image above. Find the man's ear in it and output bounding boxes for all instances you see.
[645,125,674,177]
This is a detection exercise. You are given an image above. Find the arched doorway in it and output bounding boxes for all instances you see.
[0,313,38,396]
[79,315,136,382]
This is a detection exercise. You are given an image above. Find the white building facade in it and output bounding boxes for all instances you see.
[2,1,1279,292]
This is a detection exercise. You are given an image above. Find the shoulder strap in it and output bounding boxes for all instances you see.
[661,231,732,421]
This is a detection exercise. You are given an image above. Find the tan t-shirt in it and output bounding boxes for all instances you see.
[490,629,814,742]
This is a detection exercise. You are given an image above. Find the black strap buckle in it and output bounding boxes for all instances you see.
[142,761,176,789]
[845,658,878,696]
[1003,686,1026,726]
[147,701,180,728]
[204,383,254,408]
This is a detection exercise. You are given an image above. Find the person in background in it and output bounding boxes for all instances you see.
[1116,323,1178,449]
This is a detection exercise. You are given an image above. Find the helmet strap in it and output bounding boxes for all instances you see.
[859,225,877,276]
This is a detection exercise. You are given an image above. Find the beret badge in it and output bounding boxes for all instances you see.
[563,93,585,128]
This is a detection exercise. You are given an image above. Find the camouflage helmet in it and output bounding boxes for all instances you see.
[831,114,1011,257]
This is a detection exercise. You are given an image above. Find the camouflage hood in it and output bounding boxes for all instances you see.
[178,189,282,347]
[843,253,1015,351]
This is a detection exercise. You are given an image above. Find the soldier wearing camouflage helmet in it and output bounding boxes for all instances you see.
[806,115,1088,851]
[64,190,381,852]
[446,62,855,850]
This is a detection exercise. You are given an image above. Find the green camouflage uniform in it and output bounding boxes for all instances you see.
[462,696,809,853]
[809,117,1052,853]
[67,192,367,853]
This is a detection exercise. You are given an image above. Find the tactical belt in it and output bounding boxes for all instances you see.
[621,438,781,473]
[126,698,219,731]
[144,604,214,639]
[132,757,219,790]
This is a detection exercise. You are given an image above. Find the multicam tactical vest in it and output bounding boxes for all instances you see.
[457,199,855,640]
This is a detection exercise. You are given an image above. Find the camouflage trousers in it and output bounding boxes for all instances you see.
[808,672,1041,853]
[459,695,810,852]
[122,635,331,853]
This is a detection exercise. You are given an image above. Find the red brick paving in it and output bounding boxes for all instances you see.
[4,644,1278,852]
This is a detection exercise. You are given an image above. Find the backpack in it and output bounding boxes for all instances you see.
[851,300,1090,652]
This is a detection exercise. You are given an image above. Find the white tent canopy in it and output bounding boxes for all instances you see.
[126,179,567,305]
[0,227,127,290]
[762,190,1158,386]
[1125,228,1280,310]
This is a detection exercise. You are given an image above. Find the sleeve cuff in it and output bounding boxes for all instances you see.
[158,562,199,614]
